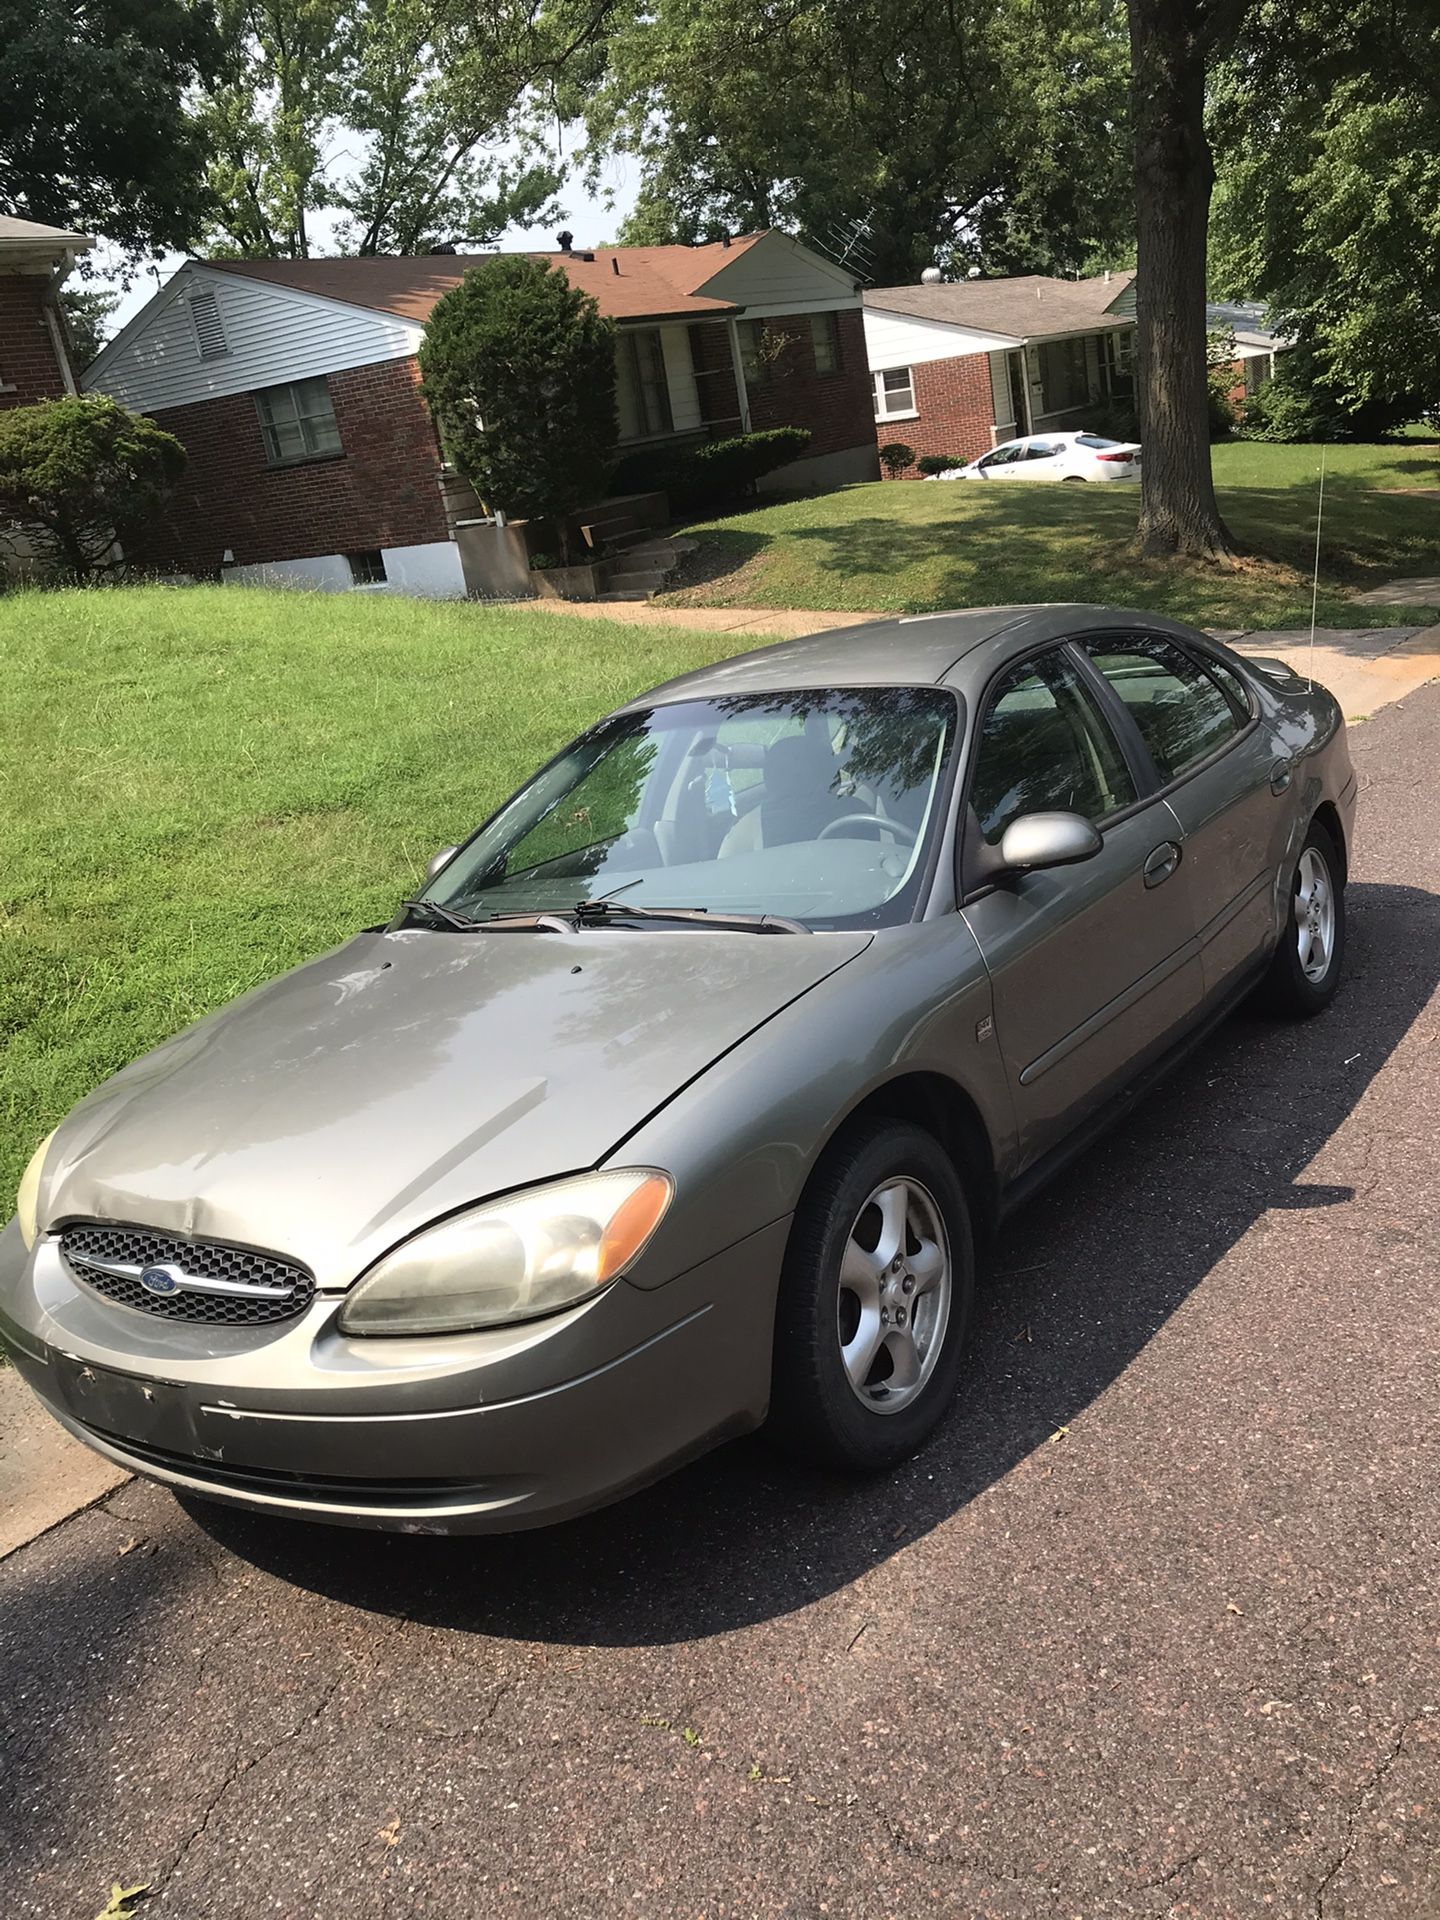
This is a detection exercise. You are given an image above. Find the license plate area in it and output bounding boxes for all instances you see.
[53,1354,196,1452]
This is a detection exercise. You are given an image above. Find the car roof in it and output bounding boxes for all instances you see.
[619,606,1208,706]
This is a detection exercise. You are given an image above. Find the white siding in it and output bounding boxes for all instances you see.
[697,232,861,316]
[658,323,702,432]
[864,308,1019,374]
[85,263,423,415]
[989,351,1017,435]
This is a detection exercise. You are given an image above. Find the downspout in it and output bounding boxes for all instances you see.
[725,314,752,433]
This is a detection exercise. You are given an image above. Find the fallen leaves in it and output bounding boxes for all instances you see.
[93,1885,149,1920]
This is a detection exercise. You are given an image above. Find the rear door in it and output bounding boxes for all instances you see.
[1013,438,1065,481]
[1077,634,1289,1001]
[958,645,1202,1170]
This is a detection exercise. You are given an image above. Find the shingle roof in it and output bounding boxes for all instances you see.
[206,237,768,324]
[863,272,1135,343]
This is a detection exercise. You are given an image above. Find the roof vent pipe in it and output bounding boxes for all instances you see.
[611,256,620,275]
[721,233,730,248]
[557,230,573,253]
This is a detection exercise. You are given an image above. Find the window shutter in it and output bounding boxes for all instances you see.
[189,288,229,361]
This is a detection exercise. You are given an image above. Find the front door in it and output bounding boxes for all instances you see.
[959,646,1202,1170]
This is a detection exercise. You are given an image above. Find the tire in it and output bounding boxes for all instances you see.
[1062,474,1087,483]
[1260,819,1345,1016]
[766,1119,974,1472]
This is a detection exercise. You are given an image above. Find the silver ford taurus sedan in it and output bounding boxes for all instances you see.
[2,606,1355,1533]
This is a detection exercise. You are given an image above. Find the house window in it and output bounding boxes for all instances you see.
[615,327,674,440]
[188,288,229,362]
[737,320,770,388]
[810,313,842,375]
[872,367,916,418]
[346,549,387,585]
[254,378,342,465]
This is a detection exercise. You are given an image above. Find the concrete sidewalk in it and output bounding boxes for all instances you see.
[513,596,1440,722]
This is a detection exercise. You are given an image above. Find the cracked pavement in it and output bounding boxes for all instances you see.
[4,686,1440,1919]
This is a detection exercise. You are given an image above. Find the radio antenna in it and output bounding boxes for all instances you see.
[1307,446,1327,693]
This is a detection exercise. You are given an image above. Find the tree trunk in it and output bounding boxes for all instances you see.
[1126,0,1240,560]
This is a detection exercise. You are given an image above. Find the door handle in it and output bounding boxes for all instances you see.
[1270,759,1293,795]
[1143,841,1181,888]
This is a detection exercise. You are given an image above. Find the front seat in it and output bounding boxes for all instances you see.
[719,733,845,858]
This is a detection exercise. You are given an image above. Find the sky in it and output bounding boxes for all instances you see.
[96,145,646,338]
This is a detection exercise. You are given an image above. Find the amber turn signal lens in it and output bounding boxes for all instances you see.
[597,1173,673,1283]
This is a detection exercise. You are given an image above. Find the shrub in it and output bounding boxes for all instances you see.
[1089,401,1141,443]
[1238,348,1419,442]
[611,426,810,512]
[1207,365,1239,440]
[878,441,916,478]
[916,454,962,476]
[419,257,617,551]
[0,395,186,579]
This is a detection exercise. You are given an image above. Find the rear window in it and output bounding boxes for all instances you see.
[1075,434,1121,449]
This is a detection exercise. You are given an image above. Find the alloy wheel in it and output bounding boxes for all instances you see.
[837,1177,951,1414]
[1294,845,1336,983]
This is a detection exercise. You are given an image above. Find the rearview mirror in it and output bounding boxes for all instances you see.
[998,811,1103,874]
[426,845,460,882]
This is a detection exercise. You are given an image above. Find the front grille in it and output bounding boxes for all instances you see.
[60,1222,314,1327]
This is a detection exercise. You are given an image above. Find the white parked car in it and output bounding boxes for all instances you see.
[932,431,1142,484]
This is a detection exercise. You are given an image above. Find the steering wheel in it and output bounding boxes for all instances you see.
[817,813,917,846]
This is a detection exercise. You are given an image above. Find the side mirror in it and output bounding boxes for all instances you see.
[997,811,1103,875]
[426,845,460,883]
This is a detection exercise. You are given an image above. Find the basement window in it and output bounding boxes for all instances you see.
[254,378,343,465]
[188,287,230,361]
[346,549,387,586]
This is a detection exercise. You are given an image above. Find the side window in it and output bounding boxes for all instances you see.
[1023,440,1060,460]
[981,443,1023,468]
[1083,637,1241,783]
[1201,654,1255,718]
[970,652,1138,846]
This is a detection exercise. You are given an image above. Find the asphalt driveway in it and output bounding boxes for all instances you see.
[4,687,1439,1919]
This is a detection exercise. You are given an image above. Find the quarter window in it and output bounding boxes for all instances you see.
[970,652,1137,846]
[872,367,915,417]
[254,378,342,465]
[1083,637,1242,783]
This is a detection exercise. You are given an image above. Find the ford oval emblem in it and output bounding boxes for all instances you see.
[139,1264,183,1297]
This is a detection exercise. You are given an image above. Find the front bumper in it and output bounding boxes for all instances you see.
[0,1215,787,1532]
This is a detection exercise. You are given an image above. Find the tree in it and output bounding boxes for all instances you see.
[579,0,1133,286]
[1210,0,1440,421]
[0,397,187,579]
[0,0,222,256]
[59,289,122,373]
[197,0,610,258]
[417,257,617,543]
[1123,0,1249,560]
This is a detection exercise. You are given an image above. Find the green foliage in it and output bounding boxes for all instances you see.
[1211,0,1440,413]
[878,443,916,478]
[59,288,121,372]
[418,257,618,534]
[580,0,1132,285]
[0,397,186,580]
[196,0,588,258]
[0,0,221,255]
[611,428,811,512]
[915,455,962,476]
[1237,350,1416,443]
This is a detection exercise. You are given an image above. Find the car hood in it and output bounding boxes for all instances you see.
[39,925,871,1288]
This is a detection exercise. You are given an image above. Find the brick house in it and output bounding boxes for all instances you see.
[84,230,879,596]
[863,271,1138,471]
[0,216,93,410]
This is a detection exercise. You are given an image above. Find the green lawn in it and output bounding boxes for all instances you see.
[663,439,1440,629]
[0,587,759,1211]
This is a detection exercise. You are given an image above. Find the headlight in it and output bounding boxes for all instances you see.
[16,1128,58,1251]
[337,1169,674,1337]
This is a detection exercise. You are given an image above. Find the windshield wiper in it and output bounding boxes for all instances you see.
[395,897,481,931]
[570,900,809,934]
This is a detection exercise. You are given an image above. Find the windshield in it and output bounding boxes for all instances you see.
[425,688,959,930]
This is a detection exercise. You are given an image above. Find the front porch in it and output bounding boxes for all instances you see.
[988,328,1135,440]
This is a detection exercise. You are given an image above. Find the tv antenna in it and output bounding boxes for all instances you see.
[810,212,877,283]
